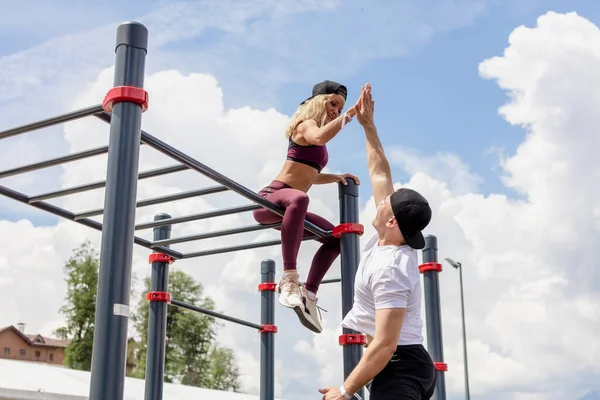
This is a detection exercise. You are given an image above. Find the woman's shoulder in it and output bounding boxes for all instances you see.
[292,119,318,143]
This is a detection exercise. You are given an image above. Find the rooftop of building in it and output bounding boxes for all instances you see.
[0,324,71,348]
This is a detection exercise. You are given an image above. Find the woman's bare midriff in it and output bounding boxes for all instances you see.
[274,160,320,192]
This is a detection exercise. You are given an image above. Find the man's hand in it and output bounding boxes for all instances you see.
[336,173,360,185]
[357,82,393,206]
[318,387,346,400]
[353,83,375,127]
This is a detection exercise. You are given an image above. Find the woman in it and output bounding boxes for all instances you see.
[253,80,360,334]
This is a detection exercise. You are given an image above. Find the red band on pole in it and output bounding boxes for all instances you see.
[338,334,366,346]
[102,86,149,113]
[258,283,277,292]
[149,253,174,264]
[259,324,278,333]
[146,291,171,303]
[434,362,448,371]
[332,223,364,238]
[418,262,442,273]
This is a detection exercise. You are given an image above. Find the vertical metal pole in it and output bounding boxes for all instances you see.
[260,259,276,400]
[421,235,447,400]
[458,265,471,400]
[144,214,172,400]
[337,179,363,400]
[89,21,148,400]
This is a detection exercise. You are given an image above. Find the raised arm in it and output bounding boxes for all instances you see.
[356,84,394,205]
[297,103,357,146]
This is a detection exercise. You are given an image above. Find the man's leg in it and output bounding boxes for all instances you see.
[369,368,421,400]
[369,345,437,399]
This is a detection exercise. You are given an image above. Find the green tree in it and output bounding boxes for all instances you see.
[54,241,99,371]
[131,270,240,390]
[205,347,241,391]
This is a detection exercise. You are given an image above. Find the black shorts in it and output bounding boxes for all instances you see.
[368,344,437,400]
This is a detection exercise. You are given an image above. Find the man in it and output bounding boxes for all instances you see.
[318,83,437,400]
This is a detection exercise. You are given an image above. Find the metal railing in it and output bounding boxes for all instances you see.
[0,20,447,400]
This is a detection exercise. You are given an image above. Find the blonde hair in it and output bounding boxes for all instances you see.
[284,94,332,139]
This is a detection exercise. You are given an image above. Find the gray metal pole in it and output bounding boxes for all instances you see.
[260,259,276,400]
[458,264,471,400]
[421,235,447,400]
[337,179,364,400]
[144,214,173,400]
[89,21,148,400]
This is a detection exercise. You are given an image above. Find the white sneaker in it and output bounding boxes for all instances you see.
[276,272,303,309]
[293,286,325,334]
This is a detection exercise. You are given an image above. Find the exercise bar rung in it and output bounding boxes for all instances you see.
[135,204,261,230]
[0,184,183,259]
[28,164,188,203]
[0,145,113,180]
[182,235,319,259]
[151,222,282,247]
[170,299,263,330]
[94,112,330,238]
[321,278,341,284]
[74,185,229,220]
[0,105,105,141]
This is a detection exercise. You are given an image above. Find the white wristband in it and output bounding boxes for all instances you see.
[340,384,363,400]
[339,385,352,399]
[340,112,353,129]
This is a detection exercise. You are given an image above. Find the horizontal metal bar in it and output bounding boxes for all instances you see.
[152,222,281,247]
[0,104,105,141]
[74,185,228,220]
[321,278,341,284]
[0,145,111,180]
[94,112,331,238]
[29,164,188,203]
[170,299,262,330]
[135,204,261,231]
[0,184,183,259]
[182,235,318,259]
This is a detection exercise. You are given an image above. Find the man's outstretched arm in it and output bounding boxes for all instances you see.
[364,123,394,206]
[357,84,395,206]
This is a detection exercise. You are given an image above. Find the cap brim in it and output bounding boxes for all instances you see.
[403,230,425,250]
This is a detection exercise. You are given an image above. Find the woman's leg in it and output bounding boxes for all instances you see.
[252,183,341,334]
[302,213,340,295]
[289,212,341,333]
[253,188,310,271]
[253,186,311,309]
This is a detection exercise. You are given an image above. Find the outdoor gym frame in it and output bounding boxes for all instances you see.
[0,21,448,400]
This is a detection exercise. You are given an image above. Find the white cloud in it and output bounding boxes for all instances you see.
[390,148,484,195]
[371,10,600,400]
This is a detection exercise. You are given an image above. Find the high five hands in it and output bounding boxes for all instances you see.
[351,83,375,127]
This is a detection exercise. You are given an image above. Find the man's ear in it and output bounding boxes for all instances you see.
[386,217,398,228]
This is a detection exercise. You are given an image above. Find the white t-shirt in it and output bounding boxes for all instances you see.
[341,232,424,346]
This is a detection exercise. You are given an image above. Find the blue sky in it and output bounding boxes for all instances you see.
[3,0,598,221]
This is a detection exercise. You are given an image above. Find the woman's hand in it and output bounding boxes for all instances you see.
[314,173,360,185]
[336,173,360,185]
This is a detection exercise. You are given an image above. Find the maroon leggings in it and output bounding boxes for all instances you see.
[253,180,340,294]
